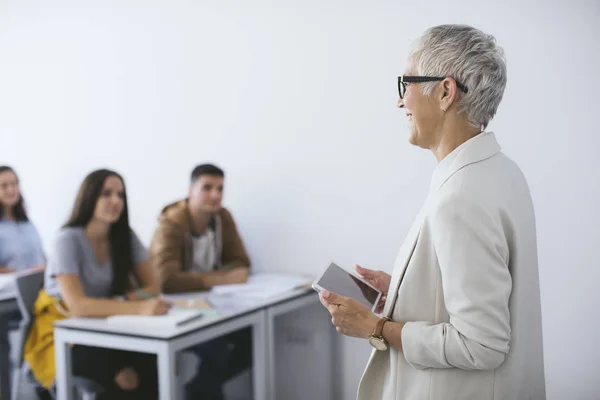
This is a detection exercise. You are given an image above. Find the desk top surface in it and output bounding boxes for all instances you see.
[0,274,16,302]
[0,293,15,303]
[54,287,315,339]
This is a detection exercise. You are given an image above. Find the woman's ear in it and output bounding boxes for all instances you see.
[440,78,458,112]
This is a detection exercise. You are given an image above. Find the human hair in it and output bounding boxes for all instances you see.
[191,164,225,183]
[0,166,29,222]
[408,24,507,129]
[65,169,133,295]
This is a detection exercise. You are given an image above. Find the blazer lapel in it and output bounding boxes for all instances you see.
[360,201,429,390]
[383,202,428,317]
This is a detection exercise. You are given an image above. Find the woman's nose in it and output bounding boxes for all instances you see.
[397,97,405,108]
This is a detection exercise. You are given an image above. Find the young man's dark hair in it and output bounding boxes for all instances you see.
[191,164,224,183]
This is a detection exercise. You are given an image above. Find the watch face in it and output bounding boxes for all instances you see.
[369,336,388,351]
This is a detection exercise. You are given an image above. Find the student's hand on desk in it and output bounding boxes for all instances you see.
[319,290,379,339]
[138,298,171,316]
[225,267,249,284]
[30,265,46,273]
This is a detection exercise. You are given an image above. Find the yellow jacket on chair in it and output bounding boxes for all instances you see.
[24,289,68,388]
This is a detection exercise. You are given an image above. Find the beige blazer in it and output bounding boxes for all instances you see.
[357,132,545,400]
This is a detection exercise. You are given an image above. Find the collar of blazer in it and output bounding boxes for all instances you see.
[430,131,502,193]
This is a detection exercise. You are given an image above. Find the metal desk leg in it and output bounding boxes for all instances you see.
[264,309,275,400]
[252,311,268,400]
[54,329,75,400]
[157,342,178,400]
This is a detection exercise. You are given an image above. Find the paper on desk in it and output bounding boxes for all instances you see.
[0,274,16,300]
[106,307,212,328]
[170,298,212,310]
[210,273,312,299]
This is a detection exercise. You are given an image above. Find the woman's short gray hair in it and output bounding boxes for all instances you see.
[408,25,507,129]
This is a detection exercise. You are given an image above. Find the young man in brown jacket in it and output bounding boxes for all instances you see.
[150,164,251,400]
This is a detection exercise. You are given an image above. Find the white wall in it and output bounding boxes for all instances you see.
[1,1,599,398]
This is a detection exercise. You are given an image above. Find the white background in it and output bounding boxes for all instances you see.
[1,1,599,398]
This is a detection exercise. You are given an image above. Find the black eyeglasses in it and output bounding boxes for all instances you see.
[398,75,468,99]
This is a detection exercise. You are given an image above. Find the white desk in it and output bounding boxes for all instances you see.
[54,288,334,400]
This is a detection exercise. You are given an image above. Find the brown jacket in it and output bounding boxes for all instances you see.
[150,199,250,293]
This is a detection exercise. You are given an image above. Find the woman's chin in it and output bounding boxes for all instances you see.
[408,131,419,146]
[3,198,19,207]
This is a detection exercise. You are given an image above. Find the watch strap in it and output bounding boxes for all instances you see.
[373,316,391,338]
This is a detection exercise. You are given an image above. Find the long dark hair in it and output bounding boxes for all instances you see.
[65,169,133,296]
[0,166,29,222]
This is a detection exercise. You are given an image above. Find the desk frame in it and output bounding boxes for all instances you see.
[54,292,320,400]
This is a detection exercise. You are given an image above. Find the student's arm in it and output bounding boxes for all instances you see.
[57,274,144,317]
[150,219,188,292]
[53,229,168,317]
[126,259,161,300]
[31,263,46,272]
[220,208,251,269]
[126,231,161,300]
[31,223,46,272]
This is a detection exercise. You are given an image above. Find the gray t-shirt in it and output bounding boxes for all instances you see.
[44,227,148,300]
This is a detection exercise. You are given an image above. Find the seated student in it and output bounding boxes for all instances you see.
[0,166,47,399]
[0,166,46,273]
[25,169,169,400]
[150,163,252,400]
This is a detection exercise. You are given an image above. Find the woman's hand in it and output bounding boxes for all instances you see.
[138,298,171,316]
[355,264,391,313]
[319,290,379,339]
[355,264,391,294]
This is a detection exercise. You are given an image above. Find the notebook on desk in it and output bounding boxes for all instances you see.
[106,308,206,328]
[0,274,16,301]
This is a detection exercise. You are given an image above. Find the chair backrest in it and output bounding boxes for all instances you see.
[14,270,44,326]
[13,270,44,369]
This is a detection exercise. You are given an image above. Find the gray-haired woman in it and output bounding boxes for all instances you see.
[319,25,545,400]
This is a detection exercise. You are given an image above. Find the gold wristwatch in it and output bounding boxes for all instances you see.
[368,316,390,351]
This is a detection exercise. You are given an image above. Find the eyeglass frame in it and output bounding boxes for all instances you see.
[398,75,468,99]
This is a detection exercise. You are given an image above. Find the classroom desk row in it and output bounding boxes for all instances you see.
[49,283,337,400]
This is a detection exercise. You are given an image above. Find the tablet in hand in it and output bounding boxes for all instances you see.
[313,262,382,312]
